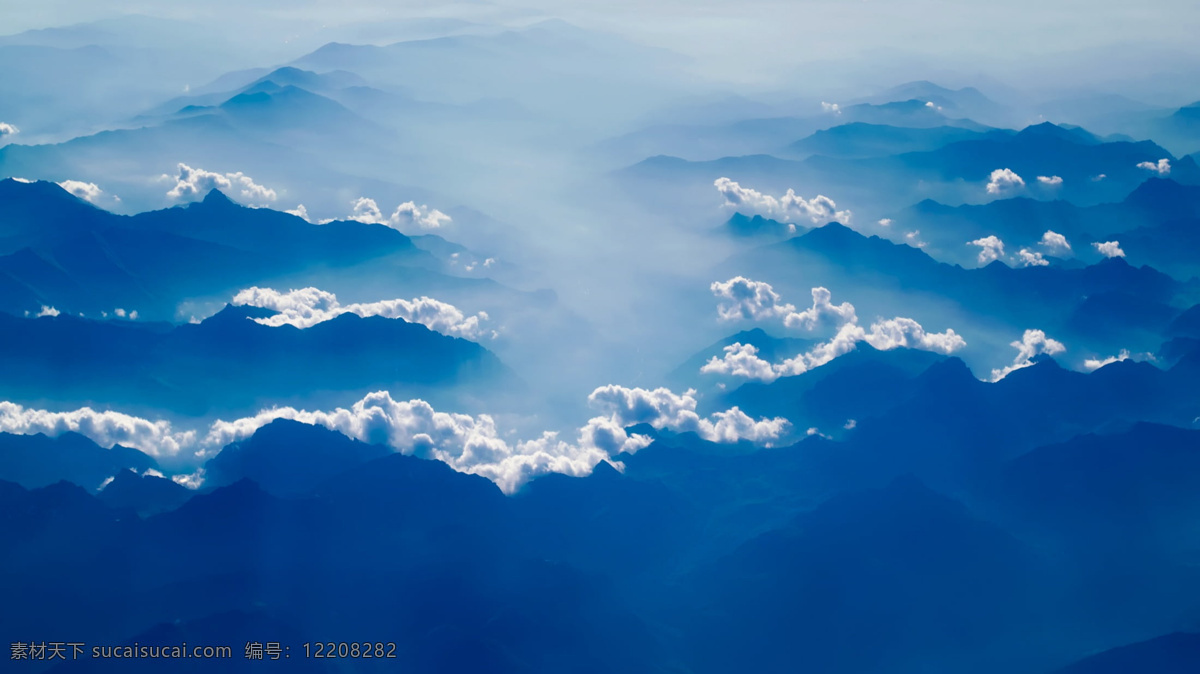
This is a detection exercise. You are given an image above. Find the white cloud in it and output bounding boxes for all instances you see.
[700,343,778,381]
[1136,158,1171,175]
[1083,349,1130,371]
[285,204,310,221]
[1017,248,1049,267]
[0,382,792,494]
[57,180,104,203]
[232,286,494,340]
[703,285,965,382]
[203,391,647,493]
[392,201,452,230]
[843,419,857,430]
[714,177,851,225]
[821,102,841,114]
[333,197,452,231]
[990,329,1066,381]
[986,168,1025,195]
[172,469,206,490]
[783,286,858,332]
[587,385,789,445]
[346,196,386,224]
[1092,174,1107,182]
[1092,240,1125,258]
[36,305,60,317]
[711,276,796,323]
[969,235,1006,265]
[0,401,196,458]
[878,218,893,227]
[1039,230,1071,255]
[0,122,18,137]
[1037,175,1063,186]
[862,317,967,354]
[164,163,277,204]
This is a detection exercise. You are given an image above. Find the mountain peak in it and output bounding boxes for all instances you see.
[1016,121,1100,144]
[200,188,235,206]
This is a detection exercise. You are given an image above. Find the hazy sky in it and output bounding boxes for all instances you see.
[5,0,1197,72]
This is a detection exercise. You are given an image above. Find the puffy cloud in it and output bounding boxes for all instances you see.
[1039,230,1071,255]
[36,305,60,317]
[392,201,452,230]
[821,102,841,114]
[164,163,276,203]
[986,168,1025,195]
[57,180,104,203]
[782,286,858,332]
[232,286,494,340]
[969,235,1006,265]
[1136,158,1171,175]
[1092,240,1125,258]
[333,197,452,231]
[700,343,778,381]
[0,122,18,137]
[862,317,967,354]
[990,329,1065,381]
[703,286,964,382]
[0,401,196,458]
[1017,248,1049,267]
[203,391,647,493]
[1083,349,1129,371]
[843,419,857,430]
[1037,175,1063,186]
[711,276,796,322]
[0,382,791,493]
[878,218,893,227]
[714,177,851,225]
[587,385,789,445]
[285,204,310,221]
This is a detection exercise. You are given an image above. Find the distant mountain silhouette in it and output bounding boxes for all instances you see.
[719,222,1182,349]
[0,431,156,491]
[786,122,1008,158]
[864,80,1014,125]
[96,468,193,517]
[0,304,517,416]
[804,122,1176,205]
[721,344,946,428]
[203,419,391,497]
[0,179,435,317]
[667,327,817,390]
[890,178,1200,272]
[720,212,804,238]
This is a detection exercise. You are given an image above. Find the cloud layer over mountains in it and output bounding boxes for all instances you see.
[3,5,1200,672]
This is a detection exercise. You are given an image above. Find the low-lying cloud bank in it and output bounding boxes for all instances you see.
[714,177,851,225]
[0,385,790,494]
[164,163,277,204]
[704,280,966,382]
[331,197,451,231]
[232,286,496,340]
